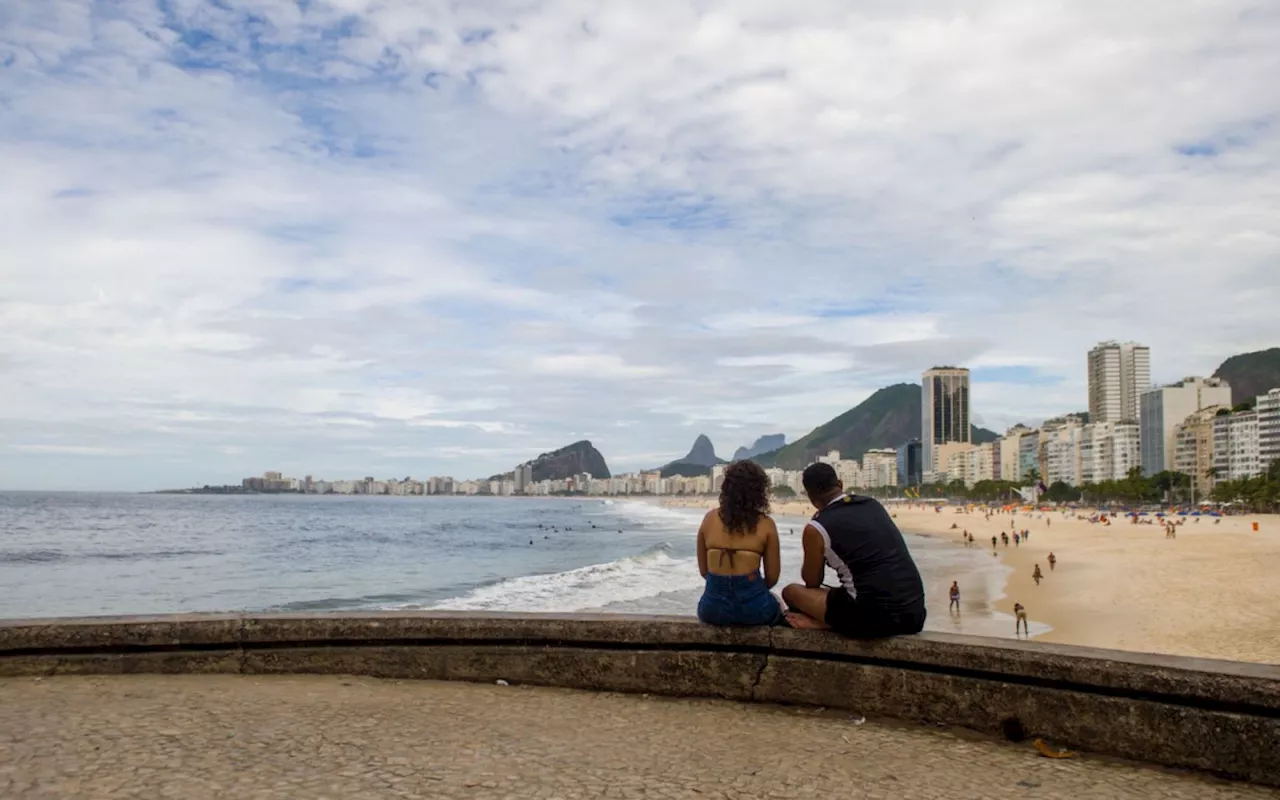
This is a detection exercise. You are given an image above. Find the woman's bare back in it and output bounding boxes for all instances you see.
[700,509,775,576]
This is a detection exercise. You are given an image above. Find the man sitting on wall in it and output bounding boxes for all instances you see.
[781,463,927,637]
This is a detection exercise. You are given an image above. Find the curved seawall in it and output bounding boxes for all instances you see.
[2,612,1278,786]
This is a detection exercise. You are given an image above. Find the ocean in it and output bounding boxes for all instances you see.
[0,493,1042,638]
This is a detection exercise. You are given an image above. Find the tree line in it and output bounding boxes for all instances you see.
[879,462,1280,512]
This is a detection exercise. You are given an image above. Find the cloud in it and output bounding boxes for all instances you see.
[1,0,1278,489]
[529,353,669,379]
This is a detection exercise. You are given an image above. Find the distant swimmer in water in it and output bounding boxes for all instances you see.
[1032,564,1043,585]
[529,539,533,545]
[1014,603,1029,636]
[949,581,960,613]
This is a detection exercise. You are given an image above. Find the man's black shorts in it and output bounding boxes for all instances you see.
[825,588,926,638]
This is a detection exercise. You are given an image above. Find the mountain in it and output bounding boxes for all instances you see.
[751,383,1000,470]
[526,440,611,482]
[683,434,721,467]
[1212,347,1280,405]
[660,461,715,479]
[733,434,786,461]
[657,434,725,478]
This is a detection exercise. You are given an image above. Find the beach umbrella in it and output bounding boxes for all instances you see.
[1138,511,1149,516]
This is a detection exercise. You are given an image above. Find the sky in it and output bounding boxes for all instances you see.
[2,1,1278,491]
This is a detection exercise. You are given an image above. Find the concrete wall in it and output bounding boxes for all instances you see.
[2,612,1278,785]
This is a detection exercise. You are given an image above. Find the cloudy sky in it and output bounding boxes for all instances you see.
[2,1,1278,490]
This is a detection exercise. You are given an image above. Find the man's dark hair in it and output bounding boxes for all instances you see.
[802,462,840,495]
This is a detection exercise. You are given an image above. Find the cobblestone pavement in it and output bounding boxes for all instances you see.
[1,675,1275,799]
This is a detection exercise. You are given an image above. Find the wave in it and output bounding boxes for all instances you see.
[591,499,705,529]
[399,541,702,613]
[270,592,432,612]
[0,548,222,565]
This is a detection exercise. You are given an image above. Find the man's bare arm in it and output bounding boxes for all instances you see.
[800,524,826,588]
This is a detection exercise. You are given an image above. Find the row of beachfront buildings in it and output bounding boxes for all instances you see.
[913,342,1279,497]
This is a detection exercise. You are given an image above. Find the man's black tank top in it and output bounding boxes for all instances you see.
[810,494,926,616]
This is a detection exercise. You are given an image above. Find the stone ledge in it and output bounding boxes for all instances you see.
[2,612,1278,786]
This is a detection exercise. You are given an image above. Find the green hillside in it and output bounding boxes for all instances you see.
[1212,348,1280,405]
[752,383,998,470]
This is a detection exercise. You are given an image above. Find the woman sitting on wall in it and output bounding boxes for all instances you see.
[696,461,783,626]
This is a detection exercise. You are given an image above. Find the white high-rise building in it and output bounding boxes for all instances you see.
[1258,389,1280,472]
[1000,425,1033,484]
[861,449,899,488]
[1174,406,1229,498]
[1139,377,1233,476]
[1087,341,1150,423]
[922,367,971,476]
[1039,417,1085,487]
[1212,410,1260,483]
[1081,422,1142,484]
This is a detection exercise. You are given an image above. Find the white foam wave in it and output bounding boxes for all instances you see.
[593,500,705,529]
[411,543,703,613]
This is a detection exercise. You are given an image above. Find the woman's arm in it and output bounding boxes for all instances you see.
[763,521,781,588]
[696,513,709,578]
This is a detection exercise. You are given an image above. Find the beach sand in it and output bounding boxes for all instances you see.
[659,497,1280,665]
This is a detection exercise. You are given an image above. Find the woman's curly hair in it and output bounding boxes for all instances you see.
[717,460,771,535]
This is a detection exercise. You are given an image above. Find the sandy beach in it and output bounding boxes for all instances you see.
[659,496,1280,665]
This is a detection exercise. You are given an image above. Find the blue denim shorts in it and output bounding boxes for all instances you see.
[697,572,783,627]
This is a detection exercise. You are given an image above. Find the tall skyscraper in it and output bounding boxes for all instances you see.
[922,367,970,474]
[896,439,922,487]
[1087,341,1151,423]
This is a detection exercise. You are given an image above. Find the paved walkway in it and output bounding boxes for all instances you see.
[1,675,1275,799]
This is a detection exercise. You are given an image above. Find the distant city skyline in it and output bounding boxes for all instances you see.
[3,2,1278,491]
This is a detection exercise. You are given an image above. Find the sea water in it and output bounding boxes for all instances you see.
[0,493,1043,638]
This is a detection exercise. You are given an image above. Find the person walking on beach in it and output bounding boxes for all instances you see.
[1014,603,1029,636]
[780,463,926,637]
[1048,552,1057,571]
[1014,532,1020,547]
[1032,564,1043,585]
[1001,531,1009,547]
[695,461,783,627]
[949,581,960,613]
